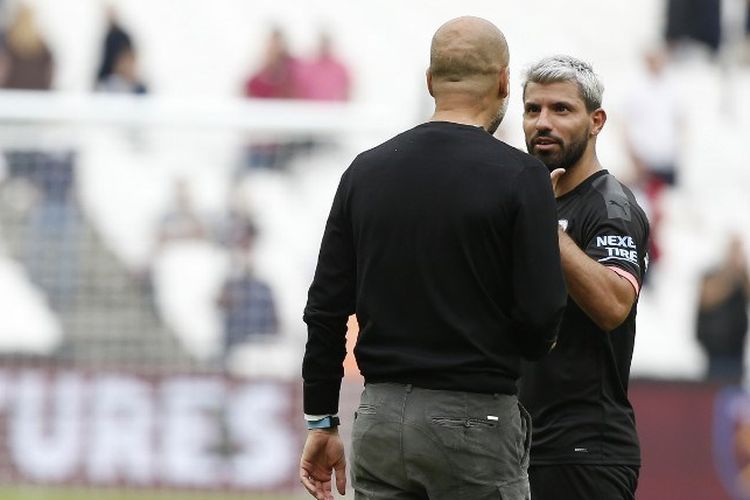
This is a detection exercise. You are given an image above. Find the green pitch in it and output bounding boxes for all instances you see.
[0,487,306,500]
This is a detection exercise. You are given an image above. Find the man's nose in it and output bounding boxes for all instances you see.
[535,109,553,131]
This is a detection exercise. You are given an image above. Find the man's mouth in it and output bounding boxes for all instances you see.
[533,137,560,146]
[532,137,561,152]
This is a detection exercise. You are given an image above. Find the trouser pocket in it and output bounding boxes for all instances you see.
[517,402,532,468]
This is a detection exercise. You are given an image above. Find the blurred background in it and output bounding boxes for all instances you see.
[0,0,748,498]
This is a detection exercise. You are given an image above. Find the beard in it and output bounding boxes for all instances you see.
[526,127,589,172]
[487,98,509,135]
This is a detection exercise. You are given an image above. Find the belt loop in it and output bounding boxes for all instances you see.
[406,384,413,393]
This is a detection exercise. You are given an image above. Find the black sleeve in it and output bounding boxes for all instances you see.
[581,201,649,288]
[510,162,567,360]
[302,168,356,415]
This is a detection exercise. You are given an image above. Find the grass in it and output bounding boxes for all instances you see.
[0,487,307,500]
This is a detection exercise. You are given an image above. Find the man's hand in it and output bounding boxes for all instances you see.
[550,168,566,195]
[300,429,347,500]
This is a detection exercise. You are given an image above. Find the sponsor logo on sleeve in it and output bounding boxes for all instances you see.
[595,235,639,266]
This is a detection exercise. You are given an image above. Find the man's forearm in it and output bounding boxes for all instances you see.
[301,313,348,415]
[559,229,634,331]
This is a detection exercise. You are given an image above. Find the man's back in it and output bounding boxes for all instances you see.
[305,121,566,401]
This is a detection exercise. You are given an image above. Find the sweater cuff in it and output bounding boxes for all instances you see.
[303,379,343,415]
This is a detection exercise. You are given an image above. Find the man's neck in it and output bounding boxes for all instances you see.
[430,95,498,132]
[430,110,487,131]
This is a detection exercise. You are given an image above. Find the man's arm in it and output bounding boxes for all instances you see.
[302,169,356,415]
[300,169,356,499]
[510,163,567,359]
[558,229,636,332]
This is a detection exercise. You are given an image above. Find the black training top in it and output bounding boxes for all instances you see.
[303,121,567,415]
[519,170,649,466]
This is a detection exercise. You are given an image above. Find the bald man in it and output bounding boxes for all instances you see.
[299,16,566,500]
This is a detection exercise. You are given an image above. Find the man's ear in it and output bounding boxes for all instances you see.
[498,66,510,99]
[426,69,434,97]
[590,108,607,136]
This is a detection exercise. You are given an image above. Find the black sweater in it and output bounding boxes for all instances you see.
[303,121,566,415]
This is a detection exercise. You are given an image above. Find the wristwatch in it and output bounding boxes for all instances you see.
[306,415,340,430]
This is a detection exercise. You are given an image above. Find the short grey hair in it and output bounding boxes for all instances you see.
[522,55,604,112]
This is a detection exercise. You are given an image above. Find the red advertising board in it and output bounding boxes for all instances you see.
[632,381,746,500]
[0,368,747,498]
[0,368,305,492]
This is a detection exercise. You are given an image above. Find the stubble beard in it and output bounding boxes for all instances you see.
[487,98,509,136]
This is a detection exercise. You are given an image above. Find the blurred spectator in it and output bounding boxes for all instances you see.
[95,45,147,94]
[0,5,74,308]
[241,27,304,171]
[217,215,279,362]
[624,47,683,268]
[0,4,53,90]
[696,235,750,384]
[244,27,299,99]
[94,8,147,94]
[217,193,256,249]
[3,150,81,310]
[218,267,279,362]
[157,178,206,248]
[95,7,132,85]
[665,0,722,56]
[298,31,351,101]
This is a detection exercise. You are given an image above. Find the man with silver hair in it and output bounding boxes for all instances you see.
[518,55,649,500]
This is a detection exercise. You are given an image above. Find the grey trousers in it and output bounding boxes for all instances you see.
[351,383,531,500]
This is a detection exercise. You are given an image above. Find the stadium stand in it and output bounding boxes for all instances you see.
[0,0,749,497]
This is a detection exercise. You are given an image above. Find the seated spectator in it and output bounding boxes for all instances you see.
[244,27,299,99]
[0,4,53,90]
[217,218,279,362]
[95,45,147,94]
[218,268,279,354]
[5,149,81,311]
[95,6,133,88]
[298,31,351,101]
[241,27,303,171]
[696,234,750,384]
[93,7,147,95]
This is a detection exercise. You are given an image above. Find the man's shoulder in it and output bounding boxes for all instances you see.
[351,127,545,178]
[491,141,551,181]
[497,140,542,164]
[352,127,418,162]
[586,171,648,225]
